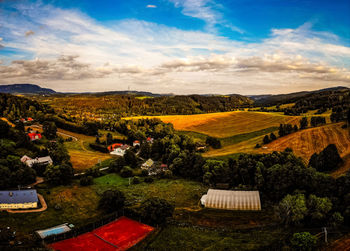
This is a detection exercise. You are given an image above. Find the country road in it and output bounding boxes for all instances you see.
[29,124,78,141]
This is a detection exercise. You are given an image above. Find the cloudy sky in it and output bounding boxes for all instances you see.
[0,0,349,94]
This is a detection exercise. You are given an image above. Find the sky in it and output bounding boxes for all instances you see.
[0,0,350,95]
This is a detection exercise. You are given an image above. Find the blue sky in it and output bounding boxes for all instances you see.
[0,0,349,94]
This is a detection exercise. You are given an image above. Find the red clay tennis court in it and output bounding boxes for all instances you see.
[49,217,154,251]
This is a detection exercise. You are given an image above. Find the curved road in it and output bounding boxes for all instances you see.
[30,124,78,141]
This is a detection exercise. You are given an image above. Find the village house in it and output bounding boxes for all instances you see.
[133,140,140,147]
[146,137,154,144]
[110,144,130,156]
[0,189,38,210]
[28,132,42,141]
[107,143,123,152]
[141,159,154,170]
[24,156,53,168]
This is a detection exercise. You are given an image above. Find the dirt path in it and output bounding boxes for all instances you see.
[7,194,47,213]
[30,125,78,141]
[328,234,350,251]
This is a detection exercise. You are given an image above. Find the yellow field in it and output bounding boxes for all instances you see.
[127,111,300,138]
[1,117,15,127]
[259,123,350,177]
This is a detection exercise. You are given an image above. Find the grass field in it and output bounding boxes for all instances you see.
[126,111,300,138]
[144,225,286,251]
[92,174,208,208]
[259,123,350,177]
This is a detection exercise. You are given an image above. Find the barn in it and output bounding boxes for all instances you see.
[0,189,38,210]
[200,189,261,211]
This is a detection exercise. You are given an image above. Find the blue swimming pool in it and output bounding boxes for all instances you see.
[36,224,71,239]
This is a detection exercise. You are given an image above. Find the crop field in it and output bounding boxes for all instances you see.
[126,111,300,138]
[259,123,350,177]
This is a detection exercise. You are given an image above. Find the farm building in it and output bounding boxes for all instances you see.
[28,132,42,141]
[146,137,154,143]
[141,159,154,169]
[200,189,261,211]
[107,143,123,152]
[25,156,53,167]
[133,140,140,147]
[110,145,130,156]
[0,189,38,210]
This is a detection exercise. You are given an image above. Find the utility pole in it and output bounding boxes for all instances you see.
[322,227,328,243]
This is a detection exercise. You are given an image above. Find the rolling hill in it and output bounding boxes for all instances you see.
[0,83,56,94]
[259,123,350,177]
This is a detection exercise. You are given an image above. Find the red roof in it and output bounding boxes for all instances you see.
[28,133,42,141]
[27,117,33,121]
[108,143,123,151]
[134,140,140,143]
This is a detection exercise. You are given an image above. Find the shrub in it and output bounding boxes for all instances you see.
[132,176,140,184]
[120,166,133,178]
[144,177,154,183]
[290,232,317,251]
[80,176,93,186]
[99,189,125,213]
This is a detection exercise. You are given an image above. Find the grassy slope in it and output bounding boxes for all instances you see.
[258,123,350,177]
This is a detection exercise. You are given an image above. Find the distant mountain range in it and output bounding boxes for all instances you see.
[1,84,348,105]
[249,86,349,105]
[0,84,56,94]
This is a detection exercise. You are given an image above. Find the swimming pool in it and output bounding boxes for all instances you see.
[36,224,71,239]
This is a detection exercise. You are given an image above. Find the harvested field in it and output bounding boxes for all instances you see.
[259,123,350,177]
[126,111,300,138]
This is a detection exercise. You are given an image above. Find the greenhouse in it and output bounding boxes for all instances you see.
[200,189,261,211]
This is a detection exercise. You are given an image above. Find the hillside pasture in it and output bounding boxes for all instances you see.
[126,111,300,138]
[259,123,350,177]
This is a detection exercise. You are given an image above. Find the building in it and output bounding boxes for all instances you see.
[146,137,154,144]
[28,132,42,141]
[141,159,154,170]
[36,223,72,239]
[107,143,123,152]
[0,189,38,210]
[25,156,53,168]
[133,140,140,147]
[200,189,261,211]
[110,148,126,156]
[20,155,32,163]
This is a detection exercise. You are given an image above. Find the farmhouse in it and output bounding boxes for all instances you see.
[133,140,141,147]
[146,137,154,143]
[28,132,42,141]
[141,159,154,169]
[200,189,261,211]
[110,145,130,156]
[25,156,53,167]
[0,189,38,210]
[107,143,122,152]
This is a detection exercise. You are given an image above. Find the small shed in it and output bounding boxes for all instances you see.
[141,159,154,169]
[25,156,53,167]
[200,189,261,211]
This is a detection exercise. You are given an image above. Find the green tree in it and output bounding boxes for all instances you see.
[42,121,57,139]
[0,165,11,189]
[0,120,10,138]
[290,232,317,251]
[141,197,174,225]
[120,166,133,177]
[278,194,307,225]
[106,133,113,145]
[300,117,308,129]
[124,149,138,168]
[99,189,125,213]
[44,164,74,185]
[307,194,332,221]
[263,135,270,144]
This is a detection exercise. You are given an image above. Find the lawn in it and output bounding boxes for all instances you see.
[92,174,208,208]
[143,225,286,251]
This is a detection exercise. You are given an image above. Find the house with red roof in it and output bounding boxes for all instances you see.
[133,140,140,147]
[28,132,42,141]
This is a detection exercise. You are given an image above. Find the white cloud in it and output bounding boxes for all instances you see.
[0,2,349,94]
[146,5,157,8]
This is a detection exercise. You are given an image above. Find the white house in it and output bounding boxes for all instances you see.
[141,159,154,169]
[0,189,38,210]
[25,156,53,168]
[110,148,126,156]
